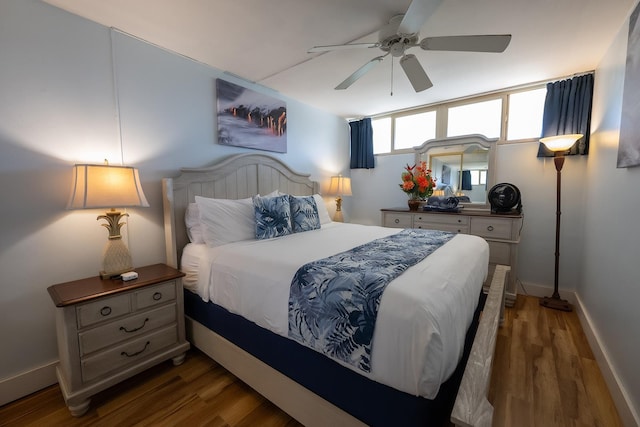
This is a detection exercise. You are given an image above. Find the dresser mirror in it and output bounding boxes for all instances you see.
[415,134,498,209]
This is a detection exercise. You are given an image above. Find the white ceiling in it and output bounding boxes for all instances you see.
[43,0,636,119]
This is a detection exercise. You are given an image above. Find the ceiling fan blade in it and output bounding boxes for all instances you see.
[398,0,444,35]
[400,54,432,92]
[420,35,512,52]
[335,56,386,90]
[308,42,380,53]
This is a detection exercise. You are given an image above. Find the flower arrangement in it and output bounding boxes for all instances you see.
[400,161,436,200]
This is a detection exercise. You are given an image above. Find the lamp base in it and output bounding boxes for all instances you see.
[100,238,133,279]
[539,295,572,312]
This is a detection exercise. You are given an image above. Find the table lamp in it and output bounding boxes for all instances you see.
[327,175,352,222]
[67,162,149,278]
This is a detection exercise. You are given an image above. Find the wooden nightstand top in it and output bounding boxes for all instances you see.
[48,264,185,307]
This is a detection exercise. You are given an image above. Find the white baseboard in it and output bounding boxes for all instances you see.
[574,295,639,427]
[0,361,58,407]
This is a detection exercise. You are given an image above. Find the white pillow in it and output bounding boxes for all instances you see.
[313,194,332,225]
[185,203,204,244]
[195,196,255,247]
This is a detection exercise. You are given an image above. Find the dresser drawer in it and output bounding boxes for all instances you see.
[383,213,412,228]
[470,217,513,240]
[135,281,176,310]
[77,294,131,328]
[488,241,512,265]
[414,213,469,227]
[79,303,177,356]
[414,222,469,233]
[81,325,178,382]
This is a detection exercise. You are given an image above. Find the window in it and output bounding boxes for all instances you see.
[394,111,436,150]
[507,88,547,140]
[447,99,502,138]
[470,170,487,186]
[372,117,391,154]
[370,82,547,155]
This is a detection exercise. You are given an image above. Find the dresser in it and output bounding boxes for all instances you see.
[47,263,190,416]
[381,208,522,306]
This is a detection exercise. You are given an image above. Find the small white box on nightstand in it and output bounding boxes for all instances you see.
[121,271,138,281]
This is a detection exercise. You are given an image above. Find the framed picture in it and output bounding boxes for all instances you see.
[441,164,451,185]
[216,79,287,153]
[618,1,640,168]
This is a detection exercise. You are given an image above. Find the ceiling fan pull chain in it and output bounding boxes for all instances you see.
[390,57,394,96]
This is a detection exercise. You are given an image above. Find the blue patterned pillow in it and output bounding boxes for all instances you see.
[253,195,292,240]
[290,195,320,233]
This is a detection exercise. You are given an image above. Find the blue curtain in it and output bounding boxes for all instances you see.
[461,170,472,190]
[349,118,375,169]
[538,73,594,157]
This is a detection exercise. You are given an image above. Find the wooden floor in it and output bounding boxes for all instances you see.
[0,295,622,427]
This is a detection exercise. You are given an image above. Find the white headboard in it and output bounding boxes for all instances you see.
[162,153,320,268]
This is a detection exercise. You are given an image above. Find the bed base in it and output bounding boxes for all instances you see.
[185,265,508,427]
[186,317,366,426]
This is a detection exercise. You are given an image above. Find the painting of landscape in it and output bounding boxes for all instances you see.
[216,79,287,153]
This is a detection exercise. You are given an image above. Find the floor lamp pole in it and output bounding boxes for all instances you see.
[540,153,572,311]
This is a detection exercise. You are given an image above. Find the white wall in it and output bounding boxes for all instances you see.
[0,0,348,403]
[581,12,640,425]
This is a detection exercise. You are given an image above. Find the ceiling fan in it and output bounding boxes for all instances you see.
[308,0,512,92]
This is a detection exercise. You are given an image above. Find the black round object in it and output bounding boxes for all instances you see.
[488,183,521,213]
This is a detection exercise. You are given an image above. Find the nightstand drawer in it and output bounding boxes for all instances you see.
[77,294,131,328]
[470,217,512,240]
[81,325,178,382]
[383,213,413,228]
[79,304,177,356]
[135,281,176,310]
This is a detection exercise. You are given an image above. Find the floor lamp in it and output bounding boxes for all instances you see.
[539,133,583,312]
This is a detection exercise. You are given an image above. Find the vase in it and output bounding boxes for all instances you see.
[408,199,421,211]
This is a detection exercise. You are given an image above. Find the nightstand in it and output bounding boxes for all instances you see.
[47,263,190,416]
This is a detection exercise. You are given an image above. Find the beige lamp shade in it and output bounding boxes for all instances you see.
[327,175,353,196]
[540,134,583,152]
[67,164,149,210]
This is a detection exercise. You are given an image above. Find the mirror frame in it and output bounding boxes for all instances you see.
[414,134,498,210]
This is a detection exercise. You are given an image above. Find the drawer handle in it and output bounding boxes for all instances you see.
[487,225,494,231]
[152,292,162,301]
[120,318,149,333]
[457,219,462,223]
[394,219,400,224]
[121,341,150,358]
[100,306,112,316]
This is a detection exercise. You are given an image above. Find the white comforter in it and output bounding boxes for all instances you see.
[181,222,489,399]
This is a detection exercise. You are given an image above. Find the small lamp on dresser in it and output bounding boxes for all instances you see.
[327,175,352,222]
[67,162,149,278]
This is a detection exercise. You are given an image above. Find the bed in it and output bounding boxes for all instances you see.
[162,153,507,427]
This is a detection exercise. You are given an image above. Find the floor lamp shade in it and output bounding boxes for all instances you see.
[67,164,149,278]
[539,134,582,311]
[327,175,352,222]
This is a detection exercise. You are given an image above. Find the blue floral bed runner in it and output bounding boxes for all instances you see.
[288,228,454,373]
